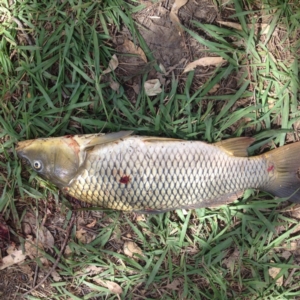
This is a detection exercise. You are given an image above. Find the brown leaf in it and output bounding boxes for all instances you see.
[25,236,49,266]
[281,241,298,251]
[6,244,17,255]
[170,0,188,35]
[109,79,120,93]
[281,251,292,260]
[76,228,96,244]
[92,278,123,295]
[144,79,162,96]
[171,0,189,14]
[106,281,123,295]
[76,228,87,244]
[64,245,72,256]
[132,82,140,95]
[51,270,62,282]
[86,219,97,228]
[136,214,146,222]
[183,57,226,73]
[217,21,271,35]
[123,241,143,258]
[165,278,182,290]
[21,212,37,235]
[84,265,104,275]
[123,39,147,63]
[208,83,220,94]
[37,226,54,249]
[169,12,184,36]
[269,267,283,286]
[19,264,34,281]
[102,55,119,75]
[0,249,26,270]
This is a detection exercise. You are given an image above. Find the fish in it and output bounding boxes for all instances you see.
[16,131,300,213]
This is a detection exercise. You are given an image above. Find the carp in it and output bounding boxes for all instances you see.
[16,131,300,212]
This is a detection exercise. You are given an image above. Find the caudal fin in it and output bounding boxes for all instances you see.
[262,142,300,202]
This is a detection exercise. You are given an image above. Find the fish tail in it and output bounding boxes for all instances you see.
[262,142,300,202]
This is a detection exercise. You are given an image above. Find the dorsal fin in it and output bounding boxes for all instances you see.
[87,131,133,147]
[214,137,255,157]
[142,137,182,143]
[73,131,133,149]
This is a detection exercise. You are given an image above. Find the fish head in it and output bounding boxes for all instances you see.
[16,136,83,188]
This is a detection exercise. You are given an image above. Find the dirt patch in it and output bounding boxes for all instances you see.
[112,0,242,100]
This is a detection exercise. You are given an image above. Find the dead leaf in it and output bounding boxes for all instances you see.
[183,57,225,73]
[208,83,220,94]
[76,228,87,244]
[21,212,37,235]
[123,241,143,258]
[106,281,123,295]
[282,241,298,251]
[19,264,34,281]
[25,236,49,266]
[109,79,120,93]
[102,55,119,75]
[223,248,240,275]
[6,244,17,255]
[86,219,97,228]
[217,21,242,30]
[144,79,162,96]
[269,267,283,286]
[169,12,184,35]
[170,0,189,35]
[171,0,189,14]
[92,278,123,295]
[217,21,271,35]
[123,39,147,63]
[281,251,292,260]
[132,82,140,95]
[165,278,182,290]
[84,265,104,275]
[51,270,62,282]
[136,214,145,222]
[0,249,26,270]
[159,63,166,75]
[76,228,96,244]
[64,245,72,256]
[37,226,54,249]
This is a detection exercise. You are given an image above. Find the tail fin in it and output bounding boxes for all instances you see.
[262,142,300,202]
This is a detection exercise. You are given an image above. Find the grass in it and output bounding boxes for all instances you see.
[1,0,300,298]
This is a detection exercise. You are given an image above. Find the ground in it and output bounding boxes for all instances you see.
[0,0,300,299]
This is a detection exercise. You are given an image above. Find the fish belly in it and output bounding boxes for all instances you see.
[67,137,270,212]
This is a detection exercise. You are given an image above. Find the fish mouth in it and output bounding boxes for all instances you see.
[16,140,36,158]
[16,140,35,166]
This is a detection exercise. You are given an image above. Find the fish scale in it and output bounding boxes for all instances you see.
[16,131,300,211]
[67,137,269,212]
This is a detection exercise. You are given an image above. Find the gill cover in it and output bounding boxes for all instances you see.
[16,136,82,188]
[16,131,133,188]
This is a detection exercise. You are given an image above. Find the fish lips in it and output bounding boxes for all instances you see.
[16,140,34,165]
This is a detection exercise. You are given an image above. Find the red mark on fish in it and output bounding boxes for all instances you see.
[120,175,131,184]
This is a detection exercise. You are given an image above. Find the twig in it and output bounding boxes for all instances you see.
[23,212,76,296]
[284,268,296,287]
[11,17,33,45]
[32,264,39,288]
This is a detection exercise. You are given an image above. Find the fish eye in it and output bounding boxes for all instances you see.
[33,160,42,171]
